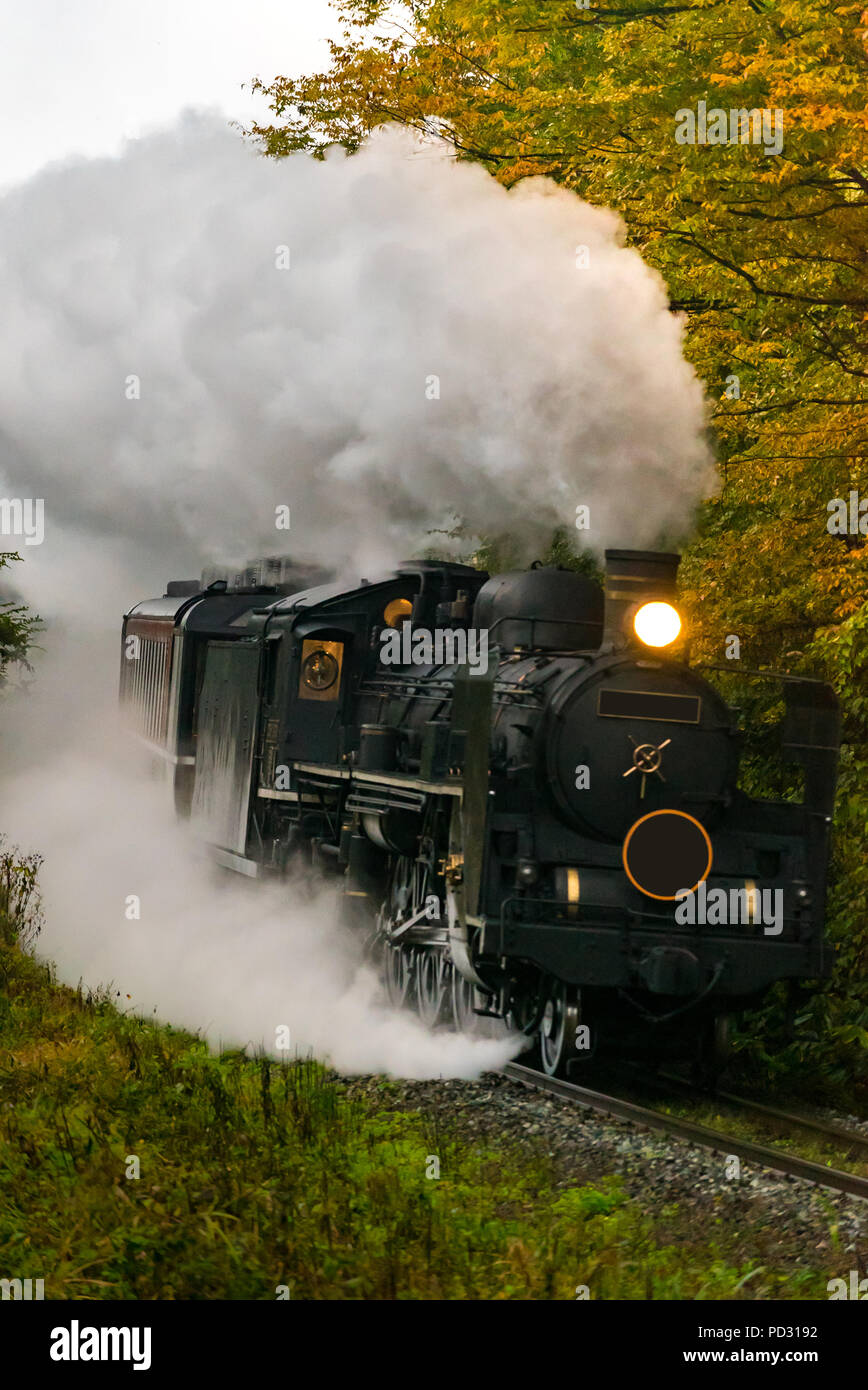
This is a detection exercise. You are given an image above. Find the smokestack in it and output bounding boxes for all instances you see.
[603,549,680,649]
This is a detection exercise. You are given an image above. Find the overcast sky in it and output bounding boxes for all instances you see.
[0,0,340,190]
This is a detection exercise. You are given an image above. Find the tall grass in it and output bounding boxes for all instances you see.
[0,930,833,1300]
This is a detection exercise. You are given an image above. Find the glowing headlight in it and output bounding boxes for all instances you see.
[633,601,682,648]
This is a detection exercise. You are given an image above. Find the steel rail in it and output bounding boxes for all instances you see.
[652,1070,868,1153]
[500,1062,868,1201]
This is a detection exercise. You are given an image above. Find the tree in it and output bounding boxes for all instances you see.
[0,553,40,689]
[248,0,868,667]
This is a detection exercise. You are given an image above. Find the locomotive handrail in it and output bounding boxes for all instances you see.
[291,760,463,797]
[694,663,837,689]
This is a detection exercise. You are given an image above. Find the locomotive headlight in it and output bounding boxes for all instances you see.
[633,601,682,648]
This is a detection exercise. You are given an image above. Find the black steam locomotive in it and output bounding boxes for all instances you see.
[120,550,840,1078]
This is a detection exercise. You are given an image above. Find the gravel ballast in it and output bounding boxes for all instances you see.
[342,1069,868,1269]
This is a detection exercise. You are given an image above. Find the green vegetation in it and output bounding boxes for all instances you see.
[0,552,40,689]
[0,934,837,1300]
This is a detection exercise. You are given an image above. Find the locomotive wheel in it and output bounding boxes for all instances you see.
[416,948,448,1028]
[383,944,415,1009]
[378,851,436,1011]
[538,982,581,1078]
[506,983,545,1037]
[505,986,545,1058]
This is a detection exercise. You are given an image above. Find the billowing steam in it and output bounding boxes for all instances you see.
[1,729,516,1078]
[0,112,713,593]
[0,115,715,1076]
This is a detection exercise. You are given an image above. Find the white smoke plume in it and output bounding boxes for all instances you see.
[1,727,517,1079]
[0,114,715,1076]
[0,111,713,590]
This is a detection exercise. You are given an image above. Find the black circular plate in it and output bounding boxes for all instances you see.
[622,809,713,900]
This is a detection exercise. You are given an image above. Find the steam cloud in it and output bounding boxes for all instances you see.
[0,114,715,1076]
[1,731,516,1078]
[0,112,713,588]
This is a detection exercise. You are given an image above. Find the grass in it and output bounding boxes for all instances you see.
[0,933,848,1300]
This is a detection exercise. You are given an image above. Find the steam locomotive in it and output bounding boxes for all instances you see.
[120,549,840,1079]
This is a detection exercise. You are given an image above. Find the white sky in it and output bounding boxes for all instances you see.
[0,0,340,190]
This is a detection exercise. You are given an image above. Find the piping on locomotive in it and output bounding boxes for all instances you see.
[120,549,840,1079]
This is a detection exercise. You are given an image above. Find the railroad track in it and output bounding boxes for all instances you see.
[501,1061,868,1201]
[643,1068,868,1155]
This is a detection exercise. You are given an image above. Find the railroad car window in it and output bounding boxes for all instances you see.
[264,637,281,705]
[298,639,344,702]
[383,597,413,628]
[597,689,701,724]
[120,629,171,744]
